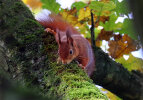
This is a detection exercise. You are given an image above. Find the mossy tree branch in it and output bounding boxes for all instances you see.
[0,0,107,100]
[91,47,143,100]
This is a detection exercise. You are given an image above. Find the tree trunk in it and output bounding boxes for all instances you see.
[0,0,107,100]
[128,0,143,47]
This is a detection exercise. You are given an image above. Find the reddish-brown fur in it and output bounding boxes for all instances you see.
[36,13,95,77]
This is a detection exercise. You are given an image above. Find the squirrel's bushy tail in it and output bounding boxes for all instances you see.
[35,9,69,32]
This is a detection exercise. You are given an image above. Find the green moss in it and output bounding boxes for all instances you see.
[44,49,108,100]
[45,60,108,100]
[0,1,34,48]
[57,70,107,100]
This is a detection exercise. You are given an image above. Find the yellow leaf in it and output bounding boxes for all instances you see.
[78,7,91,21]
[59,9,78,26]
[22,0,42,10]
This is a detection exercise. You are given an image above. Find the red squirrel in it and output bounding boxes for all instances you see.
[36,10,95,77]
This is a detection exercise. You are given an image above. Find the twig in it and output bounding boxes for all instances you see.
[90,9,96,51]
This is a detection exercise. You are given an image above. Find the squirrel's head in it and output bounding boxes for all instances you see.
[58,29,79,64]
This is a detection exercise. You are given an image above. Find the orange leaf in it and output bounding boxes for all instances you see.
[23,0,42,10]
[59,9,78,26]
[108,34,140,59]
[96,29,113,41]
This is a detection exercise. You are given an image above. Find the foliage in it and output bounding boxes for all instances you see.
[108,34,140,59]
[89,1,116,16]
[116,54,143,72]
[41,0,60,14]
[71,1,87,10]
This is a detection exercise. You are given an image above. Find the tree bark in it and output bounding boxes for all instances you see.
[128,0,143,47]
[91,47,143,100]
[0,0,107,100]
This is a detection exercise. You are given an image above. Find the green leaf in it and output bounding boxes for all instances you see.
[71,1,87,10]
[110,0,118,3]
[117,19,137,40]
[40,0,60,14]
[116,54,143,72]
[94,28,101,40]
[89,1,116,16]
[115,0,130,16]
[100,14,122,31]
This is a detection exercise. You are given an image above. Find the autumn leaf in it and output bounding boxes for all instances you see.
[78,7,91,22]
[113,34,122,41]
[96,29,113,41]
[22,0,42,10]
[59,9,78,26]
[93,16,109,27]
[116,54,143,72]
[108,34,140,59]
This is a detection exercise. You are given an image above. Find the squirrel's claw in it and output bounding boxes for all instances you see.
[57,57,61,64]
[45,28,56,35]
[78,64,85,69]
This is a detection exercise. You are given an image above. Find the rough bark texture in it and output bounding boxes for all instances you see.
[128,0,143,47]
[91,47,143,100]
[0,0,107,100]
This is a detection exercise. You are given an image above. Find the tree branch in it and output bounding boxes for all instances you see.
[91,47,143,100]
[90,9,96,51]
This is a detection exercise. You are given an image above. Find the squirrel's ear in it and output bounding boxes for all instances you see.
[57,29,61,44]
[66,28,73,46]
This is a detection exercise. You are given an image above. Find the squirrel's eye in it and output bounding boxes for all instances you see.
[69,49,73,55]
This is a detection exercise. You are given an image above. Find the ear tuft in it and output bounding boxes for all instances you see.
[66,28,73,46]
[56,29,61,44]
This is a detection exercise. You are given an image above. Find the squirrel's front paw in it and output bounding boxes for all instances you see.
[45,28,56,34]
[57,57,61,64]
[78,64,85,69]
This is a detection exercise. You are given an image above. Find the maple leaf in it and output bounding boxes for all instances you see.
[108,34,140,59]
[96,29,113,41]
